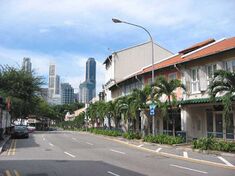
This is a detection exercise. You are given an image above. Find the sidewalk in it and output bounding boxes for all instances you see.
[0,135,10,153]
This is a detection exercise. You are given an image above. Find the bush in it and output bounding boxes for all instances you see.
[88,128,122,137]
[143,134,184,145]
[122,132,141,140]
[192,137,235,152]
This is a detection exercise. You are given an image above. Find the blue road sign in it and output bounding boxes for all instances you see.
[149,103,156,116]
[150,108,155,116]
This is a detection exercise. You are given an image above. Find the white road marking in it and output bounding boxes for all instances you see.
[64,152,76,158]
[110,149,126,155]
[43,138,46,141]
[49,143,54,147]
[155,148,162,152]
[183,151,188,158]
[170,164,208,174]
[137,144,144,147]
[72,138,77,140]
[217,156,234,167]
[107,171,120,176]
[86,142,94,146]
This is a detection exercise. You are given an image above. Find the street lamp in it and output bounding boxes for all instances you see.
[112,18,156,135]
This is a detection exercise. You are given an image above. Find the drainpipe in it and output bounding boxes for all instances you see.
[174,64,181,73]
[135,75,143,85]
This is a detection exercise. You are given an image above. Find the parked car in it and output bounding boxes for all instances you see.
[27,125,36,133]
[11,125,29,139]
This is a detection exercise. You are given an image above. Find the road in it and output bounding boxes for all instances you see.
[0,131,234,176]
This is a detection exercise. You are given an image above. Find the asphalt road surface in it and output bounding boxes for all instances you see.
[0,131,234,176]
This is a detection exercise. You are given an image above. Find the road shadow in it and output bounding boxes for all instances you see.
[0,160,147,176]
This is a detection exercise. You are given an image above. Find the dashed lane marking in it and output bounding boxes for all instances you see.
[170,164,208,174]
[90,133,235,170]
[64,151,76,158]
[155,148,162,152]
[107,171,120,176]
[217,156,234,167]
[110,149,126,155]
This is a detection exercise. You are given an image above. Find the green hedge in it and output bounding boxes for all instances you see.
[192,137,235,152]
[122,132,141,140]
[143,134,184,145]
[88,128,122,137]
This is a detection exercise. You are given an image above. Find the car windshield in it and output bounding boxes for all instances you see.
[15,126,27,132]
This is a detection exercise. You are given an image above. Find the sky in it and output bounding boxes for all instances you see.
[0,0,234,93]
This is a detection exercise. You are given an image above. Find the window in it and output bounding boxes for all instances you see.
[224,60,235,72]
[207,64,217,85]
[168,73,177,81]
[191,68,199,93]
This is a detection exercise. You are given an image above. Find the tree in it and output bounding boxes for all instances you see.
[129,87,151,132]
[154,75,185,137]
[208,70,235,139]
[0,65,44,119]
[105,101,116,129]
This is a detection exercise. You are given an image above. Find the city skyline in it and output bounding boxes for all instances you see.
[0,0,234,93]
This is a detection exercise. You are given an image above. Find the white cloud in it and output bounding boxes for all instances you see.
[39,28,50,33]
[2,0,234,31]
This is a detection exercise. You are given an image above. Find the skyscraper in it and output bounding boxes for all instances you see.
[86,58,96,84]
[61,83,74,104]
[79,58,96,104]
[48,63,61,104]
[22,57,32,72]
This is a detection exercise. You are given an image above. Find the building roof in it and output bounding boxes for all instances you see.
[139,37,235,75]
[108,37,235,90]
[103,41,173,65]
[179,38,215,54]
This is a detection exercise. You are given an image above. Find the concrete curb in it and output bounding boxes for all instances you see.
[0,136,10,153]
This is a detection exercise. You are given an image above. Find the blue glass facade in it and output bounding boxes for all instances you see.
[79,58,96,103]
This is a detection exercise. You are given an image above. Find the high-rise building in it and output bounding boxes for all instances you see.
[22,57,32,72]
[86,58,96,84]
[61,83,74,104]
[79,58,96,104]
[48,63,61,104]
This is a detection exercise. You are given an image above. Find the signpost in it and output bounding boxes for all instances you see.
[149,103,156,116]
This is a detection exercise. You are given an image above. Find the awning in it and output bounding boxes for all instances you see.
[180,97,223,105]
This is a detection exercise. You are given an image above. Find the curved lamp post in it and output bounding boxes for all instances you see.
[112,18,156,135]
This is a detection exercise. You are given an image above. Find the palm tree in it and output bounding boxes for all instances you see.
[129,87,152,133]
[105,100,116,129]
[115,96,132,131]
[208,70,235,139]
[154,75,185,137]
